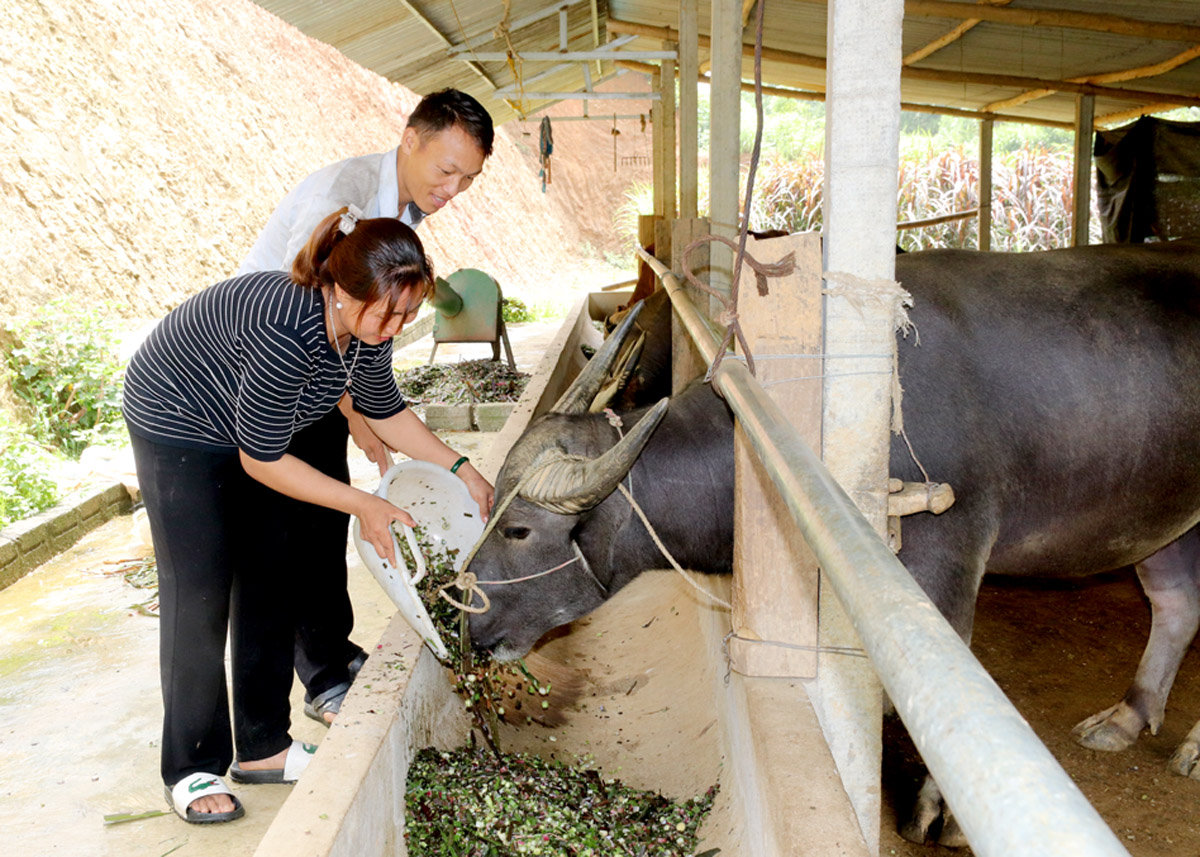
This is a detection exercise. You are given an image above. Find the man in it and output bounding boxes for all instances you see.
[238,88,494,725]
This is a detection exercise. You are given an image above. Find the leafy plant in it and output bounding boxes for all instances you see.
[502,298,535,324]
[0,413,59,527]
[4,299,126,459]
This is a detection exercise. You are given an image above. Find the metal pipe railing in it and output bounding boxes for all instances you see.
[636,247,1129,857]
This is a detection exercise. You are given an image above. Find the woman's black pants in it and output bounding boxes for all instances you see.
[131,433,297,786]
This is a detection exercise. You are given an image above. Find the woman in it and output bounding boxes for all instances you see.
[123,207,492,824]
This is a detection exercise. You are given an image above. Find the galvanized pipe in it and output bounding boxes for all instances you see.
[637,247,1130,857]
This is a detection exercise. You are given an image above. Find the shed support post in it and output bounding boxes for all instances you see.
[818,0,904,850]
[679,0,700,219]
[709,0,742,296]
[652,68,665,224]
[979,117,993,251]
[1073,94,1095,247]
[656,47,677,264]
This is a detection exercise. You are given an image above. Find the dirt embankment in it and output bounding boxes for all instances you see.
[0,0,655,325]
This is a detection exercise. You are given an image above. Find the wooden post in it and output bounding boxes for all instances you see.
[728,233,822,678]
[670,217,711,394]
[655,46,677,265]
[709,0,741,297]
[1073,94,1095,247]
[979,117,993,251]
[651,69,665,221]
[679,0,699,219]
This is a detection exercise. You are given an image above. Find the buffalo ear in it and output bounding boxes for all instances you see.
[551,300,645,415]
[520,398,669,513]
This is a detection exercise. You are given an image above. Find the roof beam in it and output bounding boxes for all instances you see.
[607,18,825,68]
[395,0,496,89]
[985,44,1200,111]
[1096,102,1191,127]
[448,0,587,53]
[903,0,1013,65]
[903,64,1200,109]
[614,59,1073,129]
[904,0,1200,44]
[609,17,1200,110]
[456,49,677,62]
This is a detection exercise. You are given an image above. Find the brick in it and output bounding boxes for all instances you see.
[0,537,16,568]
[424,404,474,431]
[6,512,57,554]
[474,403,516,433]
[51,526,84,555]
[50,508,81,536]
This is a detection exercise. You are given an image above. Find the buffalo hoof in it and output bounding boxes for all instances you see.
[1167,742,1200,779]
[1168,721,1200,779]
[900,777,947,845]
[938,812,968,849]
[1072,703,1142,752]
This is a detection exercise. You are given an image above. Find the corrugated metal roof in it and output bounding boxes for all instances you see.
[250,0,1200,128]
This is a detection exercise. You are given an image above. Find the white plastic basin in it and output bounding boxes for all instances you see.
[351,460,484,661]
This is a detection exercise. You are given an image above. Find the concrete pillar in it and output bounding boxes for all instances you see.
[979,117,993,252]
[679,0,699,219]
[817,0,905,850]
[708,0,742,297]
[1073,94,1095,247]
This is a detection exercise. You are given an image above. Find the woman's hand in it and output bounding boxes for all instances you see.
[342,397,395,476]
[355,493,416,566]
[457,463,495,523]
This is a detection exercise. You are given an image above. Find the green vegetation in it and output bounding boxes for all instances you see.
[406,746,718,857]
[4,299,126,459]
[395,359,529,407]
[502,297,536,324]
[0,412,59,527]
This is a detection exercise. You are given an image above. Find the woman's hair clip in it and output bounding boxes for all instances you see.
[338,204,365,236]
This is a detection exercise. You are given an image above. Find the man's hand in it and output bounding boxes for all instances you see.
[340,396,395,476]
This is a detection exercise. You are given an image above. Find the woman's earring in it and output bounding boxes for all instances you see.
[336,301,343,309]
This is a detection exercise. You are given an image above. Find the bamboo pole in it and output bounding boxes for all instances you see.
[903,0,1014,66]
[985,45,1200,112]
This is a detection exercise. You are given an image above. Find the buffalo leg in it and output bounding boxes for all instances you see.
[1073,528,1200,753]
[895,518,991,847]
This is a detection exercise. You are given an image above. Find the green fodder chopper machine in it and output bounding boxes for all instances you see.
[428,268,515,368]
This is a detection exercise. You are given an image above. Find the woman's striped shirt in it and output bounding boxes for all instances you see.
[122,271,405,461]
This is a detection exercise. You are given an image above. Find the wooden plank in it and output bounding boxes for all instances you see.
[728,232,823,678]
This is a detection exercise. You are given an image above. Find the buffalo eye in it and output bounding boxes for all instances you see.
[502,526,531,540]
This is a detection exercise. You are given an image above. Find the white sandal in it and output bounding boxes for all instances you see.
[229,739,316,784]
[164,772,245,824]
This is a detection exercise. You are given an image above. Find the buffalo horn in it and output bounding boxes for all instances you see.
[520,398,670,513]
[551,300,645,415]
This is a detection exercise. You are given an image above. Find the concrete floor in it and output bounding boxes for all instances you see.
[0,321,563,856]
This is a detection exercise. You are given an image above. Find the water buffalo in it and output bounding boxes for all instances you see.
[467,240,1200,843]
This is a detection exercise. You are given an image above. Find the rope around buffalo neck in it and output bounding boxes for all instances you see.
[436,450,732,613]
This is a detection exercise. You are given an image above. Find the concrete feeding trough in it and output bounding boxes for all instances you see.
[253,291,866,857]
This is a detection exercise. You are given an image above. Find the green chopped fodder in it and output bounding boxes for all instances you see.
[406,746,718,857]
[395,525,551,727]
[396,359,529,406]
